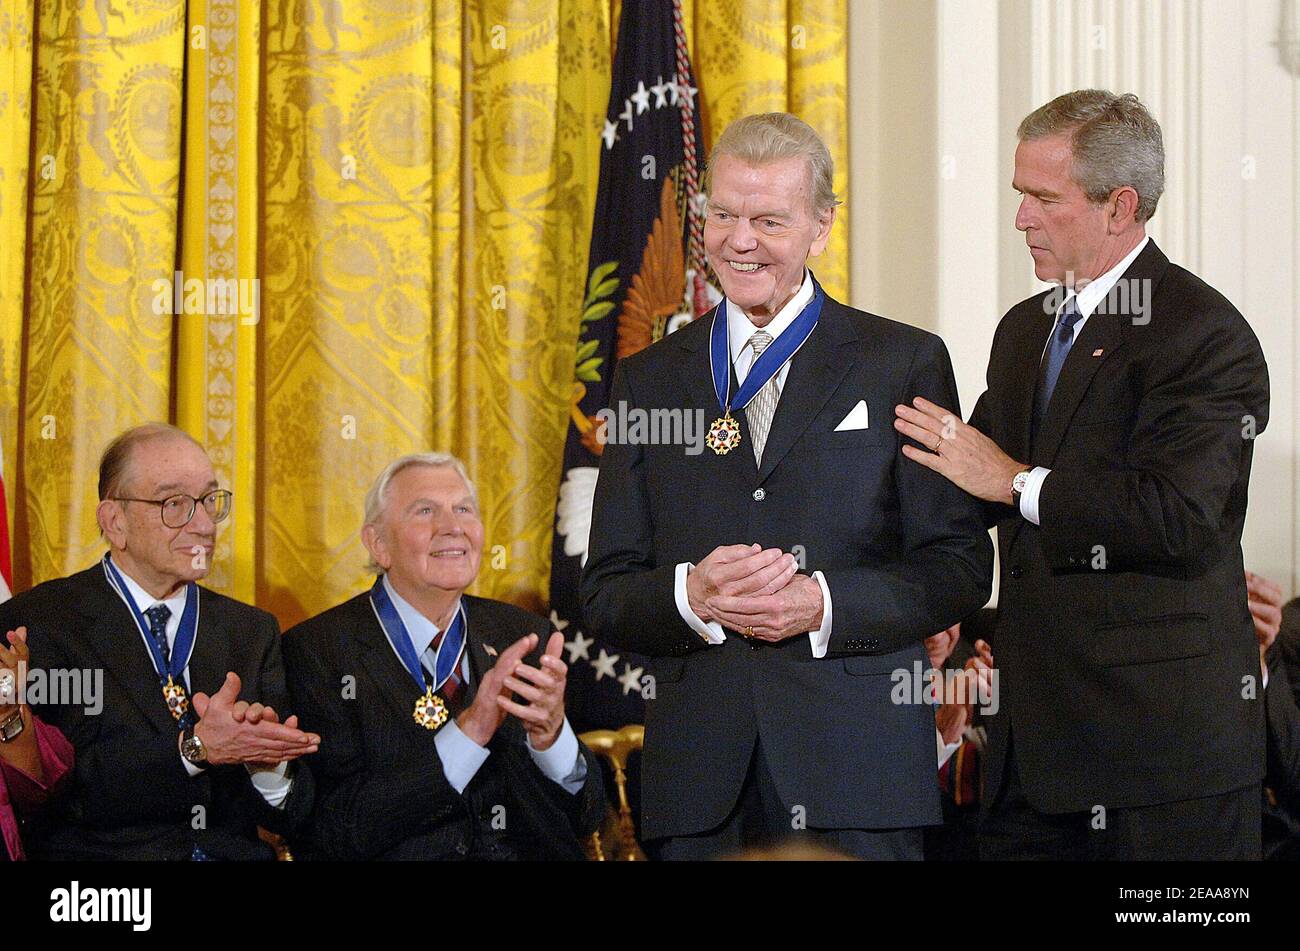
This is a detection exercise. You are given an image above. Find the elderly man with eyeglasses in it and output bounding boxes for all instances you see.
[0,423,317,860]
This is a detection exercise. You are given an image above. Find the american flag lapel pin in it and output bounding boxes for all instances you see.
[1091,348,1104,357]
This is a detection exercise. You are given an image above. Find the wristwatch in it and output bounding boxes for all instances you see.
[0,706,25,744]
[180,726,209,768]
[1010,469,1032,508]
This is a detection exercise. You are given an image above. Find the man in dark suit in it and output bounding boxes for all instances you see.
[0,423,318,860]
[581,113,993,860]
[282,454,604,860]
[894,90,1269,859]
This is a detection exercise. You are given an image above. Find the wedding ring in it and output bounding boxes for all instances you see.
[744,626,755,639]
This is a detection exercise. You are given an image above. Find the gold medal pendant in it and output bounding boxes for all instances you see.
[413,688,449,731]
[707,412,742,455]
[162,676,189,721]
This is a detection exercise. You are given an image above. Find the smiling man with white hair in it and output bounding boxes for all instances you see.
[582,113,992,859]
[282,452,605,860]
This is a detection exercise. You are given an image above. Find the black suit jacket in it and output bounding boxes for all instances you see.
[281,592,605,860]
[581,291,994,839]
[0,563,315,860]
[969,240,1270,813]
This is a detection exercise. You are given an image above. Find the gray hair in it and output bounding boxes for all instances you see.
[1017,89,1165,222]
[705,112,840,217]
[362,452,479,573]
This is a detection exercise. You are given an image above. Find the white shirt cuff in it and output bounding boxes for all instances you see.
[527,717,588,794]
[674,562,725,644]
[808,570,832,658]
[433,719,492,794]
[246,760,293,809]
[181,752,204,777]
[937,728,963,769]
[1018,466,1051,526]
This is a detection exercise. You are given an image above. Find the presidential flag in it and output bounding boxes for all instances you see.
[549,0,716,734]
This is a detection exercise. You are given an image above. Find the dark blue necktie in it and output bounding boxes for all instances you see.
[145,604,172,665]
[144,605,171,665]
[1032,297,1084,438]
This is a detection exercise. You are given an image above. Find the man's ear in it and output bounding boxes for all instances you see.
[1107,186,1140,233]
[809,204,837,257]
[362,523,390,572]
[97,499,127,550]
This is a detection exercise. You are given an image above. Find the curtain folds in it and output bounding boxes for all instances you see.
[1,0,847,628]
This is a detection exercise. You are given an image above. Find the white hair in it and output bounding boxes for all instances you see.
[362,452,478,572]
[705,112,840,216]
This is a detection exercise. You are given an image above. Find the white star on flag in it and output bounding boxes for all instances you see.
[630,80,651,114]
[591,648,619,682]
[601,118,618,150]
[651,75,670,108]
[564,630,594,664]
[617,663,646,697]
[549,610,569,634]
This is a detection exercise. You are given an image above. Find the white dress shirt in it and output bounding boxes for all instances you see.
[114,565,292,807]
[1019,235,1150,526]
[382,575,588,795]
[673,270,836,658]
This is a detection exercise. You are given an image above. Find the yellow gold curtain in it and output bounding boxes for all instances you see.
[1,0,847,629]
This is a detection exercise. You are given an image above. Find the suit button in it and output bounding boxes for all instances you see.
[1009,565,1023,579]
[455,842,468,856]
[752,488,766,501]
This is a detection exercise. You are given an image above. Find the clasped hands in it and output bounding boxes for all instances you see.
[188,672,320,768]
[686,544,823,643]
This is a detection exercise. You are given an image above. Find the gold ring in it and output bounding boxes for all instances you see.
[744,626,754,639]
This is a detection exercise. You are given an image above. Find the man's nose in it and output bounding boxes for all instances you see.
[1014,198,1033,232]
[185,500,216,535]
[435,510,464,535]
[729,217,759,250]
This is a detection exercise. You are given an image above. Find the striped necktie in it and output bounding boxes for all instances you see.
[744,330,781,465]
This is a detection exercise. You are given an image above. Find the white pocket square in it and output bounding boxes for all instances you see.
[834,400,870,431]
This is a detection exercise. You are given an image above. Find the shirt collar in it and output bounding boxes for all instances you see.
[382,573,459,657]
[727,269,814,364]
[1062,235,1150,319]
[114,560,188,617]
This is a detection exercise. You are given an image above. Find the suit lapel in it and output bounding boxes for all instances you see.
[1030,241,1170,467]
[755,298,859,483]
[354,594,429,723]
[1008,304,1055,464]
[73,566,178,735]
[186,587,233,698]
[1029,310,1125,466]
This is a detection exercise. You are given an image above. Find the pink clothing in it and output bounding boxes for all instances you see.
[0,713,74,860]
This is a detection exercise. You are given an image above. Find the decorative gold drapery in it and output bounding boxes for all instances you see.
[1,0,847,628]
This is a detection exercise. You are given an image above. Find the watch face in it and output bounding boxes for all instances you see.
[182,736,204,761]
[1013,471,1030,492]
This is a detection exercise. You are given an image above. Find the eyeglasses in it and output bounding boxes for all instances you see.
[111,490,233,528]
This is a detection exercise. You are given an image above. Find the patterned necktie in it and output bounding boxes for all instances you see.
[1032,297,1085,439]
[145,604,172,666]
[744,330,781,465]
[424,628,463,704]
